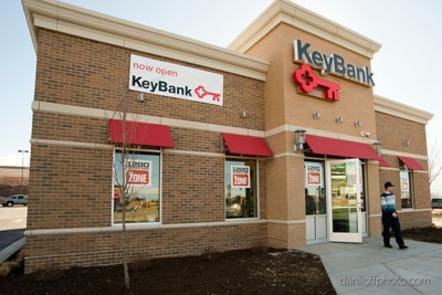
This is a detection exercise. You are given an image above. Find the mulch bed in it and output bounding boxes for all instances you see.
[402,226,442,244]
[0,248,335,295]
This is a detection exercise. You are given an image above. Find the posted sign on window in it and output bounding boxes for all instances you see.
[231,165,250,188]
[125,159,152,187]
[129,54,224,106]
[305,162,323,186]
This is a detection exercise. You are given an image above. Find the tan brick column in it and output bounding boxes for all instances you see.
[266,154,306,249]
[367,161,382,237]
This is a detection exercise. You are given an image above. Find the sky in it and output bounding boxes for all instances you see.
[0,0,441,193]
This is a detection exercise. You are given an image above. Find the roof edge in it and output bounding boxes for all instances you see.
[228,0,381,58]
[374,95,433,125]
[22,0,270,81]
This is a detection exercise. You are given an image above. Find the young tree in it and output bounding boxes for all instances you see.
[111,90,142,290]
[112,96,131,289]
[112,91,156,289]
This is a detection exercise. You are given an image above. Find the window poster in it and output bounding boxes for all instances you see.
[231,165,250,188]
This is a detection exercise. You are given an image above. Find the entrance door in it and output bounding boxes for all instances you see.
[305,161,327,244]
[326,159,363,243]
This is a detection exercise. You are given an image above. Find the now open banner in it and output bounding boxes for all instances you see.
[231,165,250,188]
[129,54,224,106]
[125,159,152,187]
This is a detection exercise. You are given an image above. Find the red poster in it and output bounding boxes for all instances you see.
[307,171,320,184]
[125,159,152,187]
[126,169,150,186]
[231,165,250,188]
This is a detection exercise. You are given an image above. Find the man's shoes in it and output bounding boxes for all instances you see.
[399,245,408,250]
[384,244,393,248]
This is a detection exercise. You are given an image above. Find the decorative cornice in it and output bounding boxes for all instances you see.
[22,0,269,81]
[374,95,433,125]
[228,0,381,58]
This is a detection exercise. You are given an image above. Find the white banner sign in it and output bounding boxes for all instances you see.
[231,165,251,188]
[129,54,224,106]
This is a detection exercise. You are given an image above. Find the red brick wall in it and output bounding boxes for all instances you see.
[376,112,428,156]
[376,112,431,228]
[25,223,267,273]
[27,28,268,273]
[34,29,265,131]
[28,144,113,230]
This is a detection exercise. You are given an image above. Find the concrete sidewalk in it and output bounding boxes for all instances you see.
[299,238,442,294]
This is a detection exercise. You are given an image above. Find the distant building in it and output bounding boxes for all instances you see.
[0,166,29,186]
[0,166,29,196]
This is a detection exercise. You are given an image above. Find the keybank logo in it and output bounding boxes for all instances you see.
[131,76,193,97]
[294,40,375,86]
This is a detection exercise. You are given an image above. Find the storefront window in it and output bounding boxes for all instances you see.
[304,161,326,215]
[400,168,413,209]
[113,151,160,223]
[225,159,257,219]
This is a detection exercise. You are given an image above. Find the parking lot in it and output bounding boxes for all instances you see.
[0,207,27,231]
[433,209,442,228]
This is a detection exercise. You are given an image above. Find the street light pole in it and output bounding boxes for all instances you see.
[17,149,29,194]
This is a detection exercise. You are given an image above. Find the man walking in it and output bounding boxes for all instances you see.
[381,181,408,249]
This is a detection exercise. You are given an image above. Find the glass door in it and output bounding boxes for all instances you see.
[305,161,327,244]
[326,159,363,243]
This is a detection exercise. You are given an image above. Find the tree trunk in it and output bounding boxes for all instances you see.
[121,124,130,289]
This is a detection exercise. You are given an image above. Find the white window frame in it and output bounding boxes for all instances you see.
[399,167,414,210]
[111,147,163,228]
[224,156,260,222]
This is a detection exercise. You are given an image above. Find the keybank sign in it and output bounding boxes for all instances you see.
[294,40,375,86]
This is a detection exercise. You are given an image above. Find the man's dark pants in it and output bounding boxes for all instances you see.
[382,212,405,246]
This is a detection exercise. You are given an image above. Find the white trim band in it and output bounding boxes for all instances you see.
[382,149,427,160]
[163,149,225,158]
[32,101,265,137]
[30,138,114,150]
[265,124,378,144]
[267,219,306,224]
[26,219,268,236]
[272,152,304,159]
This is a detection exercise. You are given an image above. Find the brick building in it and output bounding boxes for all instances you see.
[23,0,433,273]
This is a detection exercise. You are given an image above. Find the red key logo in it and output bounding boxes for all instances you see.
[194,85,221,102]
[293,64,340,101]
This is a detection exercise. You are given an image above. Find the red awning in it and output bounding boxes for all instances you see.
[399,156,424,170]
[109,119,173,148]
[305,134,389,166]
[222,133,273,157]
